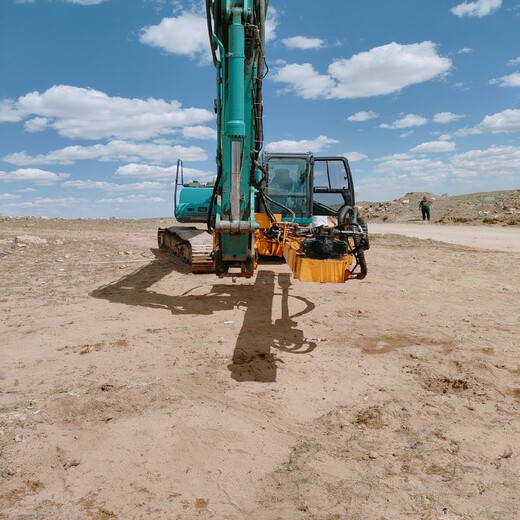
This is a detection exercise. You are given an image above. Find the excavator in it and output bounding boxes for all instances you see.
[158,0,368,283]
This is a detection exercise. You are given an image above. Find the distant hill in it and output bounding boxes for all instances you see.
[359,189,520,226]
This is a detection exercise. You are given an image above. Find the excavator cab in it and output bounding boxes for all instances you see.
[261,153,356,224]
[172,159,213,223]
[263,153,313,224]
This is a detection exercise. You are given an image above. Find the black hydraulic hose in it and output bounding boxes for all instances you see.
[207,153,222,233]
[355,249,368,280]
[261,191,296,224]
[206,0,217,67]
[338,205,355,226]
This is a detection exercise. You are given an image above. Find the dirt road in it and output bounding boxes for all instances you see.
[370,222,520,253]
[1,218,519,519]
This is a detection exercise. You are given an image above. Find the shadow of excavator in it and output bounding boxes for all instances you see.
[91,250,317,382]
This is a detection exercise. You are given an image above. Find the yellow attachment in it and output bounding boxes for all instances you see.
[254,212,286,258]
[283,238,353,283]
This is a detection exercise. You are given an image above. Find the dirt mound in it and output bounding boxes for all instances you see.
[360,189,520,226]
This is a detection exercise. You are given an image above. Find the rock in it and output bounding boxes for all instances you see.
[15,235,47,245]
[368,451,379,459]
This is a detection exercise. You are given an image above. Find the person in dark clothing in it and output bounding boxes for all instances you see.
[419,196,431,221]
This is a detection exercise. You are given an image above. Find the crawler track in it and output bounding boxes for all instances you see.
[157,226,214,273]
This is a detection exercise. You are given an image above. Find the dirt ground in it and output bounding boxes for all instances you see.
[1,217,519,520]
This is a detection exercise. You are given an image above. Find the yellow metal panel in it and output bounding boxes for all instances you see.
[283,242,352,283]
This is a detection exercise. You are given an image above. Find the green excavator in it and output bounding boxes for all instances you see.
[158,0,368,283]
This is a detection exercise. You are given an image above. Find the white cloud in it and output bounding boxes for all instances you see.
[281,36,324,50]
[115,163,214,181]
[273,63,336,99]
[3,140,208,166]
[6,85,213,141]
[1,197,88,210]
[181,126,216,140]
[0,193,21,200]
[62,180,164,191]
[380,114,428,129]
[97,194,166,204]
[441,108,520,139]
[375,154,449,181]
[61,0,108,4]
[456,47,473,54]
[449,145,520,175]
[139,13,210,62]
[264,135,339,153]
[410,141,456,153]
[265,6,278,42]
[478,109,520,133]
[507,57,520,66]
[342,152,368,162]
[273,42,451,99]
[347,111,378,122]
[0,99,24,123]
[24,117,49,132]
[16,0,108,3]
[0,168,70,184]
[432,112,464,124]
[373,144,520,188]
[451,0,502,18]
[490,72,520,88]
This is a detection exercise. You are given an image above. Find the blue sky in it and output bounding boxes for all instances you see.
[1,0,519,218]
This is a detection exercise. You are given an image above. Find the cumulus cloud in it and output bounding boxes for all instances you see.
[410,141,456,153]
[490,72,520,88]
[4,85,213,141]
[347,111,378,122]
[478,108,520,133]
[342,152,368,162]
[0,168,70,184]
[24,117,49,132]
[380,114,428,129]
[0,193,21,200]
[0,99,24,123]
[273,41,451,99]
[264,135,339,153]
[181,126,216,140]
[451,0,502,18]
[16,0,108,3]
[3,140,207,166]
[61,0,108,4]
[273,63,336,99]
[432,112,464,124]
[62,180,164,191]
[507,57,520,66]
[115,163,214,181]
[449,145,520,174]
[281,36,324,50]
[139,13,210,62]
[97,194,166,204]
[374,144,520,190]
[441,108,520,139]
[263,6,278,42]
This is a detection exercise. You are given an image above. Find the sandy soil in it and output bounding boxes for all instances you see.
[1,218,519,520]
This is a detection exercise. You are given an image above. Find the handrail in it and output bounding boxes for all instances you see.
[173,159,183,218]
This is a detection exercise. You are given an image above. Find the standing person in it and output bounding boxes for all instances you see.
[419,196,431,221]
